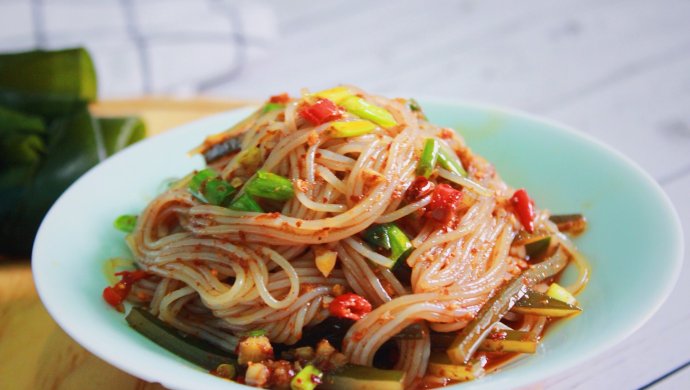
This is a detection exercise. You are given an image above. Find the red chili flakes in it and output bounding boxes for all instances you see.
[405,176,435,202]
[269,93,290,104]
[102,270,150,312]
[439,128,454,139]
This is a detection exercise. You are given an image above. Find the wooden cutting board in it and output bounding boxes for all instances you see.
[0,98,250,390]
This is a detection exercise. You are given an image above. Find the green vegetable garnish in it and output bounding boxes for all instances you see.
[525,236,551,259]
[236,146,262,171]
[447,247,568,364]
[246,329,267,337]
[187,168,236,206]
[363,223,413,267]
[291,364,323,390]
[229,193,264,212]
[329,120,376,138]
[437,146,467,177]
[478,330,537,353]
[262,102,284,114]
[408,98,422,112]
[417,138,439,178]
[113,214,137,233]
[322,365,405,390]
[428,352,479,382]
[212,363,236,379]
[244,170,294,201]
[188,168,218,194]
[314,86,352,104]
[339,96,397,129]
[363,224,391,250]
[513,290,581,317]
[388,225,413,262]
[202,178,236,206]
[549,213,587,234]
[125,307,237,371]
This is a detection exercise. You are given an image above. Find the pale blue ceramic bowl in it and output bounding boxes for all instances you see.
[33,100,683,390]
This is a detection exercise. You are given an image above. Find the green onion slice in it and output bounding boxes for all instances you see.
[189,168,218,195]
[114,214,137,233]
[339,96,397,128]
[229,193,264,212]
[188,168,237,205]
[417,138,439,178]
[262,102,284,113]
[363,223,413,266]
[244,170,294,201]
[246,329,267,337]
[330,120,377,138]
[291,364,323,390]
[438,146,467,177]
[202,178,236,206]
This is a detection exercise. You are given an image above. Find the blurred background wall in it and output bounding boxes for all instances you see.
[1,0,689,183]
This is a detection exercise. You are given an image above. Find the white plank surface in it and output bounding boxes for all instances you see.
[1,0,688,388]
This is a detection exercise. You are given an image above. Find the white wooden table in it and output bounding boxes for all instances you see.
[2,0,688,388]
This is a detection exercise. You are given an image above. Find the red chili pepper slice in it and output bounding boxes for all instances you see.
[269,93,290,104]
[329,293,372,321]
[115,270,149,283]
[102,270,150,312]
[298,98,342,126]
[426,184,462,225]
[511,188,535,233]
[102,286,125,312]
[405,176,436,202]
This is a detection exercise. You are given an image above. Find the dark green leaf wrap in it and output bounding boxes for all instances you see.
[0,48,145,257]
[0,48,97,118]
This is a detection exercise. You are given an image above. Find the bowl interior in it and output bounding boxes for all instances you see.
[33,101,683,390]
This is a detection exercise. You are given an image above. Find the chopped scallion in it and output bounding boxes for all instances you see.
[546,283,578,305]
[417,138,439,178]
[363,224,392,251]
[291,364,322,390]
[189,168,218,195]
[363,223,412,267]
[438,146,467,177]
[246,329,267,337]
[314,86,352,104]
[262,102,284,113]
[229,193,264,212]
[237,147,262,170]
[114,214,137,233]
[339,96,397,128]
[408,98,423,112]
[188,168,236,205]
[202,178,236,206]
[244,170,294,201]
[513,290,581,317]
[388,224,413,262]
[329,120,376,138]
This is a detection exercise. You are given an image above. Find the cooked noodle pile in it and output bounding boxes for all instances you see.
[123,86,588,388]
